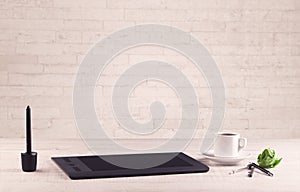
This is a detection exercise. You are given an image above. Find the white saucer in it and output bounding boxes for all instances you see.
[201,150,252,165]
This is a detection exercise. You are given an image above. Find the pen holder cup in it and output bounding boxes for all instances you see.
[21,152,37,172]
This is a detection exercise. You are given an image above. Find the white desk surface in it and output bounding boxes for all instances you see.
[0,138,299,192]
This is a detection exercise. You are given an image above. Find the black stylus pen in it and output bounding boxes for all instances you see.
[251,163,273,177]
[21,105,37,172]
[26,106,31,153]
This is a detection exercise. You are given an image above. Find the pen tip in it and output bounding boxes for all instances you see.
[269,173,273,177]
[26,105,30,109]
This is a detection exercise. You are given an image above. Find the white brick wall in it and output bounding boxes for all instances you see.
[0,0,299,140]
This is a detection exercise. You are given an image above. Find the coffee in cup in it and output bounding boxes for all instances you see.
[214,132,247,157]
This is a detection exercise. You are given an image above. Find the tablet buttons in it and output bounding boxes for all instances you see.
[73,167,81,172]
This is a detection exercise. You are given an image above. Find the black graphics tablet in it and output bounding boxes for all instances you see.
[52,152,209,180]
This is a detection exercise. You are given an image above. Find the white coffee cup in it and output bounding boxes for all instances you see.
[214,132,247,157]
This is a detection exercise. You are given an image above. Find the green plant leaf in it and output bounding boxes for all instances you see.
[257,148,282,168]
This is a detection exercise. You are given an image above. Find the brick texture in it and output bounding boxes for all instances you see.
[0,0,299,139]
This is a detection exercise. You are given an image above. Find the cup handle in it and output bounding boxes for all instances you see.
[238,137,247,151]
